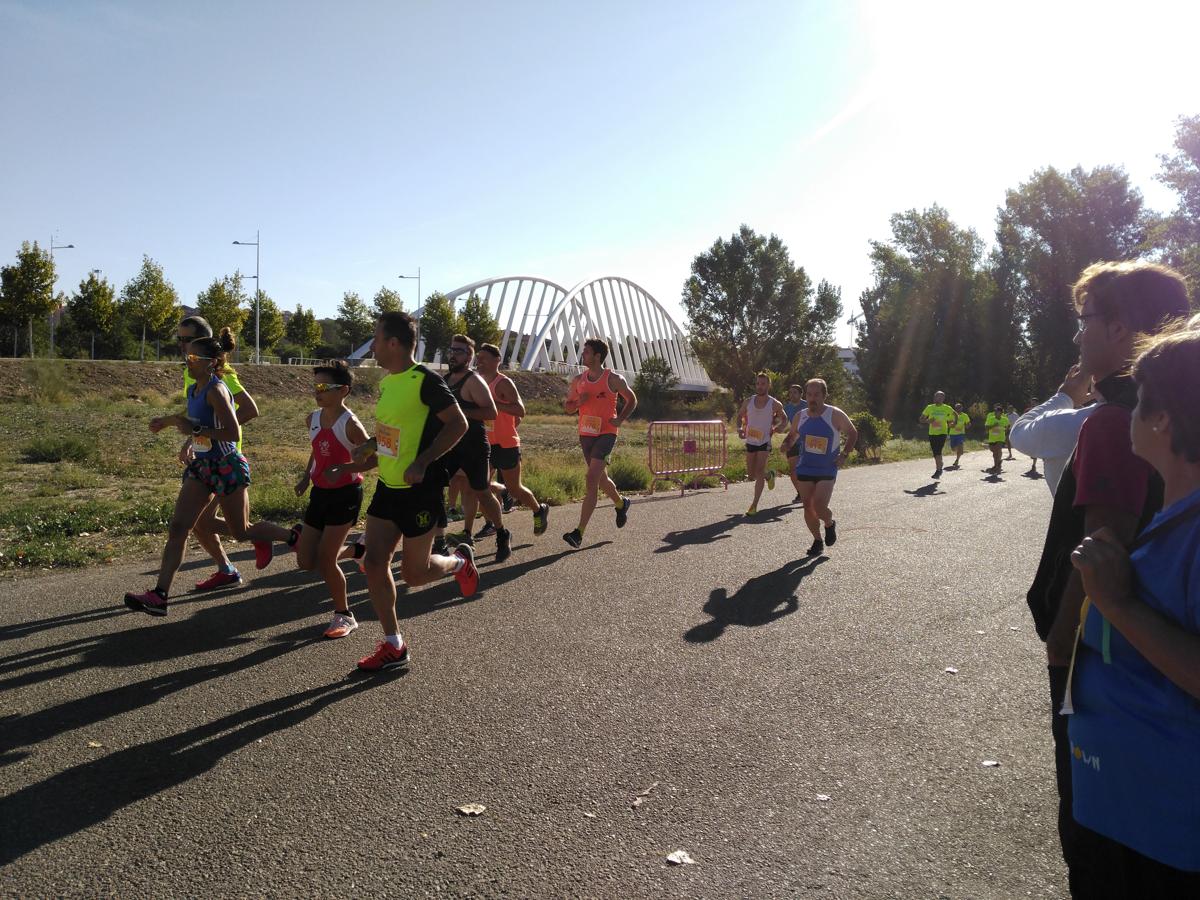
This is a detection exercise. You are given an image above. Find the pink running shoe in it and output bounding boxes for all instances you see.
[124,589,168,617]
[194,570,242,591]
[252,540,273,570]
[357,640,410,672]
[453,544,479,597]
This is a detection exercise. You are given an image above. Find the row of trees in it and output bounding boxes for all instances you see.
[0,244,503,365]
[682,114,1199,424]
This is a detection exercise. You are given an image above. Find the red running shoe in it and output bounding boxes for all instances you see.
[124,589,168,617]
[194,570,242,591]
[357,640,410,672]
[453,543,478,597]
[252,540,273,570]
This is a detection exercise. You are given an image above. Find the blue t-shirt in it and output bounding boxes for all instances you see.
[783,402,807,454]
[793,407,839,477]
[1069,486,1200,870]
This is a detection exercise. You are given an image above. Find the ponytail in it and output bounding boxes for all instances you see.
[218,327,237,354]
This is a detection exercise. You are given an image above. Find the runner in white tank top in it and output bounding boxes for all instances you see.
[736,373,789,516]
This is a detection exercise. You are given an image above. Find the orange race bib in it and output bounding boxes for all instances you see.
[746,426,765,442]
[580,415,602,436]
[193,434,213,453]
[485,418,496,435]
[931,417,945,431]
[376,423,400,458]
[804,434,829,455]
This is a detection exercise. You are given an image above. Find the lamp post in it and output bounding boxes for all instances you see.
[49,237,74,358]
[397,267,421,311]
[88,269,101,359]
[233,230,261,363]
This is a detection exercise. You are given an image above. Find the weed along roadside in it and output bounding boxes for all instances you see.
[0,359,974,574]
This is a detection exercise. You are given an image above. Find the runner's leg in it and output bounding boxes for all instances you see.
[191,496,233,569]
[500,461,539,511]
[797,481,820,541]
[155,477,216,594]
[318,521,355,614]
[399,527,458,586]
[363,514,404,636]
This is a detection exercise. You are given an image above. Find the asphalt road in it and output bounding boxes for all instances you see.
[1,451,1066,899]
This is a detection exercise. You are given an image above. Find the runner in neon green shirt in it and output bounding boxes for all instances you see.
[984,403,1010,474]
[947,402,970,469]
[919,391,955,479]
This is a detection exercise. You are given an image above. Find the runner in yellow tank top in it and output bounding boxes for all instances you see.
[562,338,638,548]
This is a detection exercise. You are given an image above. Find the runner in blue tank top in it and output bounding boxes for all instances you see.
[781,378,858,557]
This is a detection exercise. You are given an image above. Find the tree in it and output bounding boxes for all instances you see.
[372,285,404,316]
[286,304,323,355]
[418,292,464,362]
[0,241,55,357]
[194,271,249,340]
[855,206,994,421]
[336,292,374,354]
[459,292,501,347]
[62,271,128,358]
[995,165,1146,397]
[1153,114,1200,290]
[240,290,285,357]
[632,355,680,418]
[682,225,838,396]
[120,255,180,361]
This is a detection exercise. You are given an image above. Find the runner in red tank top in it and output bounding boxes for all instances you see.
[562,338,638,548]
[291,361,371,639]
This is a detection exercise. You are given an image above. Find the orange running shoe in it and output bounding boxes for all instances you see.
[357,640,410,672]
[453,544,478,597]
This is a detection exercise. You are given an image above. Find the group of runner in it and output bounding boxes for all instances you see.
[735,375,859,557]
[920,392,1032,478]
[125,313,638,674]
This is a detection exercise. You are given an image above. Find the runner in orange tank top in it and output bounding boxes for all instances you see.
[471,343,551,536]
[561,338,638,548]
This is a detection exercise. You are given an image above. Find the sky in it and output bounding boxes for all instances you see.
[2,0,1197,347]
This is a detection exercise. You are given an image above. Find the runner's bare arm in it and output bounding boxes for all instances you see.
[462,373,498,421]
[196,384,242,443]
[611,372,637,426]
[233,389,259,425]
[494,377,526,417]
[345,415,370,447]
[563,375,582,414]
[406,404,469,484]
[735,398,749,436]
[781,413,799,454]
[772,399,789,433]
[295,451,314,495]
[832,406,858,462]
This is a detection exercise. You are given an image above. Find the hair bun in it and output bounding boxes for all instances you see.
[218,326,237,353]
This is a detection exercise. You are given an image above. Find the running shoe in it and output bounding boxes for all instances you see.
[932,468,942,480]
[563,528,583,549]
[453,543,479,597]
[446,531,474,549]
[323,612,358,639]
[124,588,168,617]
[475,521,497,539]
[194,569,242,591]
[495,527,512,564]
[533,503,550,536]
[287,523,303,552]
[766,469,776,491]
[807,539,824,557]
[357,640,410,672]
[615,495,630,528]
[793,493,804,503]
[446,506,464,522]
[501,490,515,513]
[432,536,450,557]
[746,505,758,517]
[824,521,838,546]
[252,540,273,570]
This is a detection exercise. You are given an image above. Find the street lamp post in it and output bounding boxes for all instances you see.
[397,268,421,312]
[49,237,74,358]
[233,230,261,363]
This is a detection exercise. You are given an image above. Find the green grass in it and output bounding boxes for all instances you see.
[0,398,964,572]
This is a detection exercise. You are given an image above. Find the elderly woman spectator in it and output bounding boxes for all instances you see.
[1067,315,1200,892]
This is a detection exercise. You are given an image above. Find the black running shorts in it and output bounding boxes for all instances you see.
[928,434,948,454]
[303,483,363,530]
[490,444,521,472]
[579,433,617,462]
[441,437,492,491]
[366,481,446,538]
[745,441,770,453]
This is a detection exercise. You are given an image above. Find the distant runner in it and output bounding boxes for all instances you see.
[782,383,807,502]
[920,391,954,479]
[781,378,857,557]
[946,402,970,470]
[736,373,788,516]
[985,403,1010,474]
[562,338,637,548]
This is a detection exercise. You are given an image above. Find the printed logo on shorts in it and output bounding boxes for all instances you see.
[416,511,432,530]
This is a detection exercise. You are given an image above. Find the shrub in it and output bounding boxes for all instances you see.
[852,412,893,461]
[21,435,96,464]
[608,454,651,491]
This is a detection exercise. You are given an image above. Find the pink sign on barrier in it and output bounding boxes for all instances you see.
[647,420,730,496]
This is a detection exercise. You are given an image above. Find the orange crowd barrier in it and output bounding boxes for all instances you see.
[647,420,730,496]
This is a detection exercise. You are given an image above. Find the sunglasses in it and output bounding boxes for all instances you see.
[447,347,471,355]
[314,383,346,392]
[186,353,215,362]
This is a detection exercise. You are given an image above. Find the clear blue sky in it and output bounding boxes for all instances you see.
[2,0,1195,346]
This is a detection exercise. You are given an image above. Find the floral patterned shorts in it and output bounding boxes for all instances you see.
[185,450,251,496]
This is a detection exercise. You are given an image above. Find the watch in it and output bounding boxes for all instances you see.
[192,424,204,436]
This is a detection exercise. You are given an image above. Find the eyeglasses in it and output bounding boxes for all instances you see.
[313,383,344,392]
[186,353,215,362]
[447,347,471,356]
[1076,313,1105,333]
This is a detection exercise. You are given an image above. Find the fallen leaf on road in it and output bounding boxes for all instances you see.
[87,741,103,748]
[638,781,660,797]
[583,812,597,818]
[1009,626,1020,631]
[975,630,986,635]
[815,794,830,802]
[632,797,644,809]
[982,760,1000,768]
[456,803,486,816]
[944,667,959,675]
[666,850,696,866]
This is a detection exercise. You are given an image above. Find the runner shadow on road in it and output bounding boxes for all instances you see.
[684,556,826,643]
[0,675,386,866]
[656,510,789,553]
[903,483,944,498]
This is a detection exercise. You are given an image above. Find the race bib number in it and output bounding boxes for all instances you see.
[485,418,496,435]
[746,426,765,442]
[932,417,945,431]
[193,434,212,453]
[376,423,400,458]
[580,415,602,436]
[990,429,1005,442]
[804,434,829,455]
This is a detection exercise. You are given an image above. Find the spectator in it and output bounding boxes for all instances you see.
[1009,364,1098,495]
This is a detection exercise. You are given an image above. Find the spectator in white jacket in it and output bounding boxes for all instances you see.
[1008,363,1098,495]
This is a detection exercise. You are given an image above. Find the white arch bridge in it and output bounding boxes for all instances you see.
[353,275,714,392]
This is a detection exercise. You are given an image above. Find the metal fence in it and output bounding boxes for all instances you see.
[647,420,729,496]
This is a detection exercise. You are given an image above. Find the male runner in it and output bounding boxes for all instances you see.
[782,384,807,501]
[735,373,788,515]
[781,378,857,556]
[562,338,637,548]
[946,402,970,469]
[984,403,1010,474]
[919,390,955,479]
[325,312,476,673]
[472,342,550,537]
[440,335,512,563]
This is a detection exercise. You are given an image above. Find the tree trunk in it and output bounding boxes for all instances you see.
[28,319,34,358]
[141,323,146,362]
